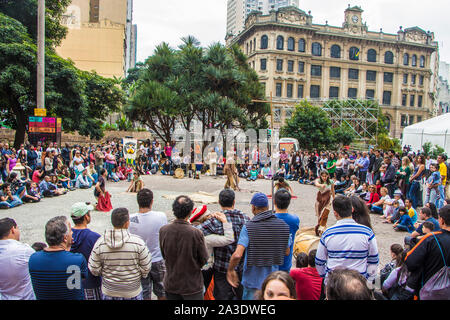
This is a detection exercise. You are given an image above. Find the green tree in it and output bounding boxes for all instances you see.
[281,100,334,150]
[332,124,356,147]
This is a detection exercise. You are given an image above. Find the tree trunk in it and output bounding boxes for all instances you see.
[11,102,27,149]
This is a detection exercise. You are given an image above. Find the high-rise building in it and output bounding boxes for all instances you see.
[227,0,299,40]
[55,0,137,79]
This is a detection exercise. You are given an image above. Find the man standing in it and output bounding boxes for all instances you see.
[94,145,105,174]
[315,196,379,285]
[159,196,209,300]
[357,152,370,184]
[89,208,151,300]
[273,189,300,272]
[382,156,397,198]
[437,154,447,209]
[372,150,384,183]
[0,218,35,300]
[28,216,88,300]
[129,189,168,300]
[226,193,290,300]
[69,202,102,300]
[197,189,250,300]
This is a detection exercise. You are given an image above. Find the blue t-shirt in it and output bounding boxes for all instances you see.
[275,212,300,271]
[416,217,441,235]
[427,171,441,185]
[29,250,88,300]
[238,226,279,290]
[70,228,101,289]
[398,214,415,233]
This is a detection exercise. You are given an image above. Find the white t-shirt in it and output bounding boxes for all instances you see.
[129,211,168,263]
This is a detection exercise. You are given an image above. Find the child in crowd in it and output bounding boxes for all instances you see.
[375,179,383,196]
[109,167,120,182]
[366,185,380,207]
[421,221,435,235]
[295,253,308,268]
[22,181,41,203]
[126,163,134,180]
[247,166,259,181]
[261,164,272,180]
[370,187,391,215]
[31,242,47,252]
[383,190,404,220]
[424,163,441,205]
[393,206,415,233]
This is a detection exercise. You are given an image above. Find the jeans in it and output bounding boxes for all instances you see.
[437,185,445,209]
[408,181,421,209]
[425,188,439,207]
[242,287,258,300]
[371,205,384,214]
[0,196,23,209]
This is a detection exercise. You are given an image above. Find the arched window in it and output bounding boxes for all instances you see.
[246,43,249,55]
[412,54,417,67]
[385,51,394,64]
[276,36,284,50]
[403,53,409,66]
[330,45,341,58]
[249,40,253,52]
[312,42,322,56]
[287,37,295,51]
[349,47,360,61]
[298,39,305,52]
[367,49,377,62]
[420,55,425,68]
[260,35,268,49]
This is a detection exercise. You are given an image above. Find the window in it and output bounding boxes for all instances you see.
[367,49,377,62]
[276,36,284,50]
[409,115,414,125]
[312,42,322,56]
[420,55,425,68]
[246,43,249,54]
[298,39,306,52]
[287,60,294,72]
[385,51,394,64]
[366,89,375,100]
[385,116,391,131]
[412,55,417,67]
[298,61,305,73]
[402,94,407,106]
[417,115,422,122]
[384,72,393,83]
[411,75,416,85]
[403,53,409,66]
[366,70,376,82]
[276,83,282,97]
[311,65,322,77]
[349,47,360,61]
[401,115,408,127]
[276,59,283,71]
[287,37,295,51]
[383,91,392,105]
[419,75,424,86]
[260,35,268,49]
[331,45,341,58]
[250,40,253,52]
[310,85,320,99]
[348,88,357,99]
[403,74,408,84]
[298,84,304,98]
[329,86,339,98]
[349,68,359,80]
[287,83,293,98]
[330,67,341,78]
[410,95,415,107]
[418,95,423,107]
[274,108,281,123]
[260,59,267,71]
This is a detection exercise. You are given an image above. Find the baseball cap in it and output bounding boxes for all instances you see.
[250,193,269,208]
[71,202,94,218]
[394,190,402,196]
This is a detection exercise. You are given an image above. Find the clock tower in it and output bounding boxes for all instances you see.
[343,5,367,35]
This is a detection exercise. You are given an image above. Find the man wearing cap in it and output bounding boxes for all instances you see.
[227,193,290,300]
[70,202,102,300]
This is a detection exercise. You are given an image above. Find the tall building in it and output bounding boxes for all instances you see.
[227,0,299,40]
[55,0,137,79]
[437,61,450,114]
[228,5,440,138]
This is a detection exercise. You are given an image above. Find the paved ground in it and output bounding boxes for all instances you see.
[1,174,407,267]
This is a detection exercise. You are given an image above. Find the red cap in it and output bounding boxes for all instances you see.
[189,205,208,223]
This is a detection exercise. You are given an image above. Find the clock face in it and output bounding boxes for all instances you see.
[352,15,359,23]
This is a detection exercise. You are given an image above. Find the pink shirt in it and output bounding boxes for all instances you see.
[290,267,322,300]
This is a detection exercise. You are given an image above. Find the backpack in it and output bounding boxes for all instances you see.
[380,261,396,286]
[419,233,450,300]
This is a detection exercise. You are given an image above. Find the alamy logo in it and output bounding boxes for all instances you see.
[66,265,81,290]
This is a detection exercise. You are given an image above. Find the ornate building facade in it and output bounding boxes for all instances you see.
[228,5,439,138]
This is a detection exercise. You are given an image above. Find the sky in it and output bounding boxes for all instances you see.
[133,0,450,64]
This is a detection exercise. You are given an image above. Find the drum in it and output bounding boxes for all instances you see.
[174,168,184,179]
[293,228,320,259]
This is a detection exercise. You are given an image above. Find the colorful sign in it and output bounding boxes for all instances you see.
[34,108,47,117]
[28,116,61,146]
[123,138,138,166]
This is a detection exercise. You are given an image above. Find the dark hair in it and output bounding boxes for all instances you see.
[420,207,432,218]
[111,208,129,228]
[390,244,404,267]
[0,218,17,239]
[45,216,69,246]
[349,196,373,230]
[295,252,308,268]
[274,188,291,210]
[422,221,435,232]
[257,271,297,300]
[219,189,235,208]
[438,205,450,226]
[326,268,374,300]
[137,188,153,208]
[1,182,10,191]
[278,177,285,183]
[427,202,439,219]
[31,242,47,251]
[332,195,352,218]
[100,168,107,176]
[308,249,317,267]
[172,195,194,219]
[398,206,408,214]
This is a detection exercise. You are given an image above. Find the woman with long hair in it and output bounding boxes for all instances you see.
[257,271,297,300]
[349,195,373,230]
[398,156,413,200]
[314,170,335,236]
[408,155,426,208]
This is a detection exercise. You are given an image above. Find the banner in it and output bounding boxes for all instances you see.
[123,138,138,166]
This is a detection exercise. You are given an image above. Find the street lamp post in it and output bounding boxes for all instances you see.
[37,0,45,110]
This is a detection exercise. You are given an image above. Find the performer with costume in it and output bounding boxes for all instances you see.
[314,170,335,236]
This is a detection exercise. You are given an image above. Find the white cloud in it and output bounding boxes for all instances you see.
[133,0,450,63]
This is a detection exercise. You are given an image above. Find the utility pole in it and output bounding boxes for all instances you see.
[37,0,45,110]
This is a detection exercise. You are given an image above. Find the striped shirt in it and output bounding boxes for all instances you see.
[315,218,379,284]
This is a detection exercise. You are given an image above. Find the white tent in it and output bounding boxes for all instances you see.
[402,113,450,154]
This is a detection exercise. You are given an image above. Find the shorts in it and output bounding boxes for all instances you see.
[141,260,166,299]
